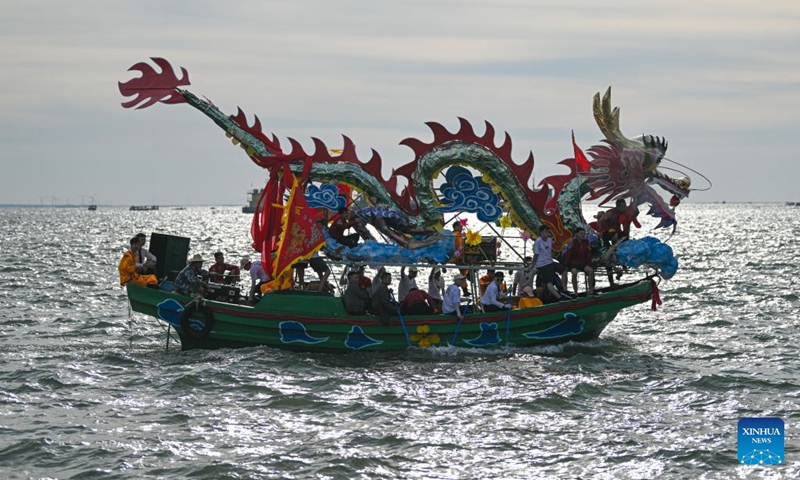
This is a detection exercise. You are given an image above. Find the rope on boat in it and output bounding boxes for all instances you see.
[505,304,512,347]
[390,292,412,347]
[127,298,133,349]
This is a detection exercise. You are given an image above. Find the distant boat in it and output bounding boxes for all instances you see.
[242,188,262,214]
[130,205,159,211]
[787,202,800,206]
[88,205,97,211]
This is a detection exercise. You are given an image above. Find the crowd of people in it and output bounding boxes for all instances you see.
[119,199,638,316]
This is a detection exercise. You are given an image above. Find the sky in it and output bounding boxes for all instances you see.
[1,0,798,205]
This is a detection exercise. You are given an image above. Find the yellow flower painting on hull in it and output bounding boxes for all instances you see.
[465,229,482,246]
[409,325,440,348]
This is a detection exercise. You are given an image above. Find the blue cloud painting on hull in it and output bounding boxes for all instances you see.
[463,322,502,346]
[523,313,585,340]
[345,325,384,350]
[279,321,329,344]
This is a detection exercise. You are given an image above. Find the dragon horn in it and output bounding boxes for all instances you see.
[593,87,637,149]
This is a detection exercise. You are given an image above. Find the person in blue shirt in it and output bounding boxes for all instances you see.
[174,254,209,297]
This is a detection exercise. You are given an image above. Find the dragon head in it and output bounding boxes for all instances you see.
[583,88,692,229]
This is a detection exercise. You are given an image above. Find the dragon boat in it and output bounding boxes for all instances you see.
[126,280,657,352]
[118,58,696,352]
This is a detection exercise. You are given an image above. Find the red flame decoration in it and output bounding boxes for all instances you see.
[119,57,190,109]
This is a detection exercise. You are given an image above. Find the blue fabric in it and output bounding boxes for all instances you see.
[616,236,679,279]
[323,230,454,264]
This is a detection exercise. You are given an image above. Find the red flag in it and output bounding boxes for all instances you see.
[272,176,326,281]
[251,170,291,277]
[572,131,590,173]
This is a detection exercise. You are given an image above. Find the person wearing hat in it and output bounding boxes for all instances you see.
[241,256,268,304]
[174,253,209,297]
[517,285,543,309]
[480,271,511,312]
[118,236,159,288]
[398,265,419,302]
[441,274,467,322]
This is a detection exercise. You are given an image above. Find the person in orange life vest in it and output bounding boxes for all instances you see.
[400,287,439,315]
[562,228,595,295]
[450,221,471,297]
[516,285,543,309]
[134,232,157,274]
[119,237,159,287]
[208,251,241,285]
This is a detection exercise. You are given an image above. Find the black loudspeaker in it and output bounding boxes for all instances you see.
[462,236,498,264]
[148,233,191,280]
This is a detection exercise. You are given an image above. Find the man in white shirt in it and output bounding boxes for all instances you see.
[428,267,445,309]
[398,266,418,302]
[481,271,511,312]
[533,226,562,301]
[241,256,268,304]
[442,274,467,322]
[135,233,157,274]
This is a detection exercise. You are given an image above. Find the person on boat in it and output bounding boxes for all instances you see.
[343,271,371,315]
[512,256,536,295]
[516,285,543,309]
[372,270,396,325]
[481,271,511,312]
[427,267,445,311]
[208,251,241,285]
[371,266,386,297]
[441,274,467,322]
[174,254,209,297]
[309,252,331,292]
[352,265,372,291]
[561,228,595,295]
[596,198,640,246]
[328,208,363,248]
[401,287,439,315]
[339,265,372,291]
[240,256,268,304]
[118,237,159,288]
[533,225,563,302]
[398,266,419,302]
[478,269,495,297]
[134,233,157,274]
[450,221,471,297]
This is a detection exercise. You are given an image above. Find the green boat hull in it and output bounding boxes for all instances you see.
[126,280,655,352]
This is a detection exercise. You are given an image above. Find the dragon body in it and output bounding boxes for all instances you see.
[120,58,692,252]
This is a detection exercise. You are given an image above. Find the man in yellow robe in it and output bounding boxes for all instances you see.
[119,237,158,287]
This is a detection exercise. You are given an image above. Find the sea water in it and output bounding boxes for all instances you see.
[0,203,797,479]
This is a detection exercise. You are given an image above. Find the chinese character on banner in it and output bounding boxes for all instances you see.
[272,176,325,280]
